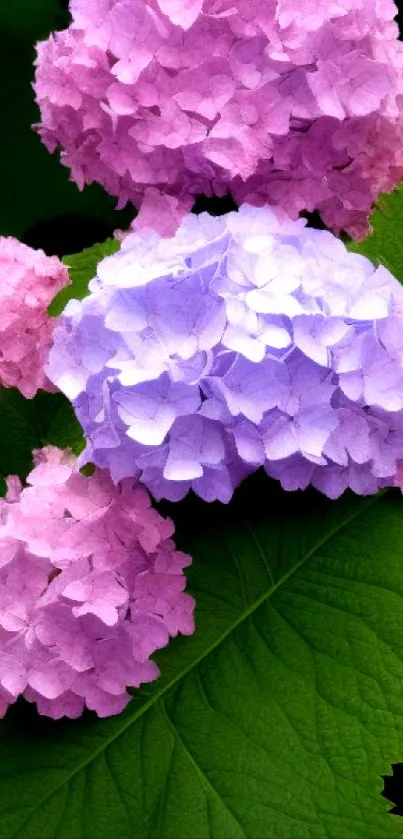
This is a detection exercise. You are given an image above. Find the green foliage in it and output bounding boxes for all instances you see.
[0,479,402,838]
[347,186,403,283]
[41,400,85,454]
[49,239,120,316]
[0,389,84,493]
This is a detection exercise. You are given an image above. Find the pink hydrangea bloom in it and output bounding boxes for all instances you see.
[0,446,195,718]
[34,0,403,238]
[0,238,69,398]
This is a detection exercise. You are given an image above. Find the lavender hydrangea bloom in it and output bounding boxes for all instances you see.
[47,205,403,502]
[34,0,403,238]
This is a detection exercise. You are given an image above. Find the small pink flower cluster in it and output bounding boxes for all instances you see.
[0,447,195,718]
[34,0,403,238]
[0,237,69,397]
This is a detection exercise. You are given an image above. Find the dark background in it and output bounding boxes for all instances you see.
[397,0,403,38]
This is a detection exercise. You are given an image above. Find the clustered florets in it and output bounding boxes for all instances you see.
[0,237,69,397]
[34,0,403,238]
[47,206,403,502]
[0,447,195,718]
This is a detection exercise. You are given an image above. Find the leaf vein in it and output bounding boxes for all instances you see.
[7,494,381,830]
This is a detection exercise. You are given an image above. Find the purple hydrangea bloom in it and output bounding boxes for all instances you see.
[34,0,403,239]
[47,205,403,502]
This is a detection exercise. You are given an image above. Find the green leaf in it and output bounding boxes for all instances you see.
[0,389,84,492]
[346,185,403,283]
[49,239,120,316]
[1,477,403,838]
[41,401,85,454]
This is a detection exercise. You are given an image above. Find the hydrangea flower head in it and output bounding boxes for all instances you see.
[0,237,69,397]
[47,205,403,502]
[0,446,195,718]
[34,0,403,238]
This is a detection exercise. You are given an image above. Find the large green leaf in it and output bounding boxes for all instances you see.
[347,186,403,283]
[0,478,402,838]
